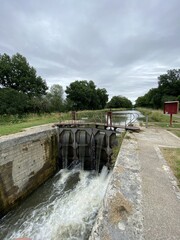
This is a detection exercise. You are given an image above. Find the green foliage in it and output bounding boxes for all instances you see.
[65,80,108,110]
[111,132,126,167]
[77,109,107,123]
[107,95,132,108]
[28,96,52,113]
[0,88,29,114]
[96,88,108,109]
[135,69,180,109]
[0,53,50,115]
[135,88,162,109]
[137,108,174,124]
[46,84,64,112]
[0,53,48,97]
[158,69,180,96]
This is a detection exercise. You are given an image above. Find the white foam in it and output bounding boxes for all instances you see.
[2,167,111,240]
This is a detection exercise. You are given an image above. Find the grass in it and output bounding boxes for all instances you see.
[160,148,180,186]
[0,113,63,136]
[111,131,126,167]
[167,129,180,138]
[137,108,170,122]
[0,108,128,136]
[137,108,180,137]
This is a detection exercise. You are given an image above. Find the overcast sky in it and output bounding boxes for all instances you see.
[0,0,180,102]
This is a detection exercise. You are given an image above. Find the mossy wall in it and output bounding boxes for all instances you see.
[0,127,59,218]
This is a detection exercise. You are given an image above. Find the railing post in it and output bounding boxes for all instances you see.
[106,110,112,127]
[72,111,76,122]
[146,115,148,128]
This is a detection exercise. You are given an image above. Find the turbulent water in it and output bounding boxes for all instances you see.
[0,167,111,240]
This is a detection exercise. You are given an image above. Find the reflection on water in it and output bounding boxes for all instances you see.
[0,167,111,240]
[106,110,143,131]
[112,110,144,125]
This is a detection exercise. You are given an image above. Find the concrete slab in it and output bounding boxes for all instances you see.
[90,127,180,240]
[135,128,180,240]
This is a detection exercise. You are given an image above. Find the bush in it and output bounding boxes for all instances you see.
[0,88,29,115]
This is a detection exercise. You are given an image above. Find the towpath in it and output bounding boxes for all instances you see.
[90,127,180,240]
[135,127,180,240]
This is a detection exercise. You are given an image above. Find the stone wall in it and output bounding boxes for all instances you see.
[0,125,59,217]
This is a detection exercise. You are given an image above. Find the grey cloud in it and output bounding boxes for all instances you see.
[0,0,180,102]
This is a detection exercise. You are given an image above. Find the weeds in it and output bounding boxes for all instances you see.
[111,132,126,167]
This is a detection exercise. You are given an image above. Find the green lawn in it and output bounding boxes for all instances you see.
[0,113,62,136]
[161,148,180,186]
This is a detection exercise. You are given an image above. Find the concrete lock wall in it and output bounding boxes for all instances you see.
[0,126,58,218]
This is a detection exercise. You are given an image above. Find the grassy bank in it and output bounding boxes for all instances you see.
[0,108,126,136]
[137,108,180,137]
[0,112,75,136]
[161,147,180,186]
[111,131,126,167]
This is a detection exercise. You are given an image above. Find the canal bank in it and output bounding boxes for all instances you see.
[0,124,58,217]
[90,127,180,240]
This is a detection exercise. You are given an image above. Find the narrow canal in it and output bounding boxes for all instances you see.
[0,167,111,240]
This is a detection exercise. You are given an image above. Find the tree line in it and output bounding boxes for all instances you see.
[0,53,132,115]
[135,69,180,109]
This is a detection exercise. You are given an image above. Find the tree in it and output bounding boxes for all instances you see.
[28,96,52,113]
[135,95,147,108]
[158,69,180,97]
[96,88,109,109]
[0,88,29,114]
[135,88,162,109]
[135,69,180,109]
[65,80,108,110]
[46,84,64,112]
[0,53,48,97]
[107,96,132,108]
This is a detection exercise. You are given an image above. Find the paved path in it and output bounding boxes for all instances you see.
[90,127,180,240]
[135,128,180,240]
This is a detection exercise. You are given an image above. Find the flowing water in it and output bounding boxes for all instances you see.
[0,167,111,240]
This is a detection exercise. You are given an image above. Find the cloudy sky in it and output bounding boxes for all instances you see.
[0,0,180,102]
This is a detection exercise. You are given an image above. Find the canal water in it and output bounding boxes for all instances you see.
[0,167,111,240]
[112,110,144,126]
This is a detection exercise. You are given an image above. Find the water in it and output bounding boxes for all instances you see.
[107,110,144,130]
[0,167,111,240]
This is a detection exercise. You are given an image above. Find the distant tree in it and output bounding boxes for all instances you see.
[28,96,52,113]
[107,95,132,108]
[65,80,108,110]
[0,53,48,97]
[46,84,64,112]
[96,88,109,109]
[135,95,147,108]
[135,69,180,109]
